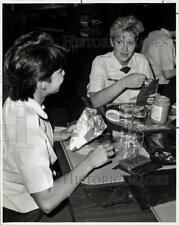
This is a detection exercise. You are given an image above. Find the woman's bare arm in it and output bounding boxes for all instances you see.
[31,144,113,214]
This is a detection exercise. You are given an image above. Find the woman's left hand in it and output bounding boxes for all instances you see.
[146,93,156,104]
[54,124,76,142]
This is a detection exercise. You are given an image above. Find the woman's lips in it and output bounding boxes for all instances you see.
[120,53,129,57]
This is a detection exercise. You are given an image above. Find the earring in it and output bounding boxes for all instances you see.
[37,81,46,90]
[41,83,46,90]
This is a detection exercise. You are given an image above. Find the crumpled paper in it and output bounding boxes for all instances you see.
[69,108,107,151]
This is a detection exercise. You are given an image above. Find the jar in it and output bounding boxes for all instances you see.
[151,94,170,125]
[169,103,176,118]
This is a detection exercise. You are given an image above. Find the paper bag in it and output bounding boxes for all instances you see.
[69,108,107,151]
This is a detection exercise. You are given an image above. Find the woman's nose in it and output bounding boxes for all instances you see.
[122,43,128,51]
[62,70,65,76]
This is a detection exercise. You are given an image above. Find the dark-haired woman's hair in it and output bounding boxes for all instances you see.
[4,31,68,101]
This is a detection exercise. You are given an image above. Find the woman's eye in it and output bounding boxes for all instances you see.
[117,41,122,45]
[128,42,135,46]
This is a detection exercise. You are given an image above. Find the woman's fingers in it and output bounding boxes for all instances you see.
[107,150,115,158]
[144,78,153,85]
[149,93,157,98]
[146,93,157,104]
[67,124,76,132]
[103,143,115,158]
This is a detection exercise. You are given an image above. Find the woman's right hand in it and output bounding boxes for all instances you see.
[86,143,114,169]
[123,73,146,89]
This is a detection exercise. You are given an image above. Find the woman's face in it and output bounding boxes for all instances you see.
[111,31,136,65]
[46,68,65,95]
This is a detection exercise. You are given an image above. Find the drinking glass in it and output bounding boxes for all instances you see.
[132,130,144,156]
[115,129,144,158]
[132,106,147,130]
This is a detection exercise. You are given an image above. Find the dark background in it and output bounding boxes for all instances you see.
[3,3,176,125]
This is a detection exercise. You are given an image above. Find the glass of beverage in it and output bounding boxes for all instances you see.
[132,106,147,130]
[132,130,144,156]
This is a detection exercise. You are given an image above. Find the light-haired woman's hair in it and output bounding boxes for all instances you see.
[110,15,144,40]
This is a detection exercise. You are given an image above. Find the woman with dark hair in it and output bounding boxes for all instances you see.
[87,15,154,107]
[3,31,114,222]
[4,32,67,101]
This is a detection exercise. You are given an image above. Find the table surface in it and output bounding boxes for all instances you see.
[151,200,176,222]
[54,101,176,222]
[54,141,159,222]
[53,109,176,222]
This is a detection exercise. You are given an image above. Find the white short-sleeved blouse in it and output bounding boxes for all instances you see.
[3,97,57,213]
[87,51,153,103]
[141,28,175,84]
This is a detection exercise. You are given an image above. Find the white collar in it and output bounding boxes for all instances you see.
[25,98,48,119]
[111,51,123,69]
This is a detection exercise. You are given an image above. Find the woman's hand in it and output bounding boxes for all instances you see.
[146,93,157,105]
[86,143,115,169]
[54,124,76,142]
[123,73,146,89]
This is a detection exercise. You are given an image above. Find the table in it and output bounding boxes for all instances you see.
[54,141,158,222]
[53,114,176,222]
[151,200,176,222]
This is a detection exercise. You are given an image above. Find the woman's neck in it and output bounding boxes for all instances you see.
[33,91,45,105]
[113,53,130,67]
[120,61,128,66]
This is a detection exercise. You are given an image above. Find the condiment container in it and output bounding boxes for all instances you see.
[150,94,170,125]
[170,103,176,117]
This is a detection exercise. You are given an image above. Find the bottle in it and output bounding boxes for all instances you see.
[150,94,170,125]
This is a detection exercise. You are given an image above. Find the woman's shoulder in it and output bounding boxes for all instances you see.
[93,51,113,63]
[3,97,41,128]
[133,52,148,63]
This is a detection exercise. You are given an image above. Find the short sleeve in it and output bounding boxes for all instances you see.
[87,56,106,95]
[14,126,54,194]
[157,40,175,70]
[148,39,175,71]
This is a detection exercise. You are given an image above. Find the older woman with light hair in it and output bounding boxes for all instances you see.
[87,15,153,107]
